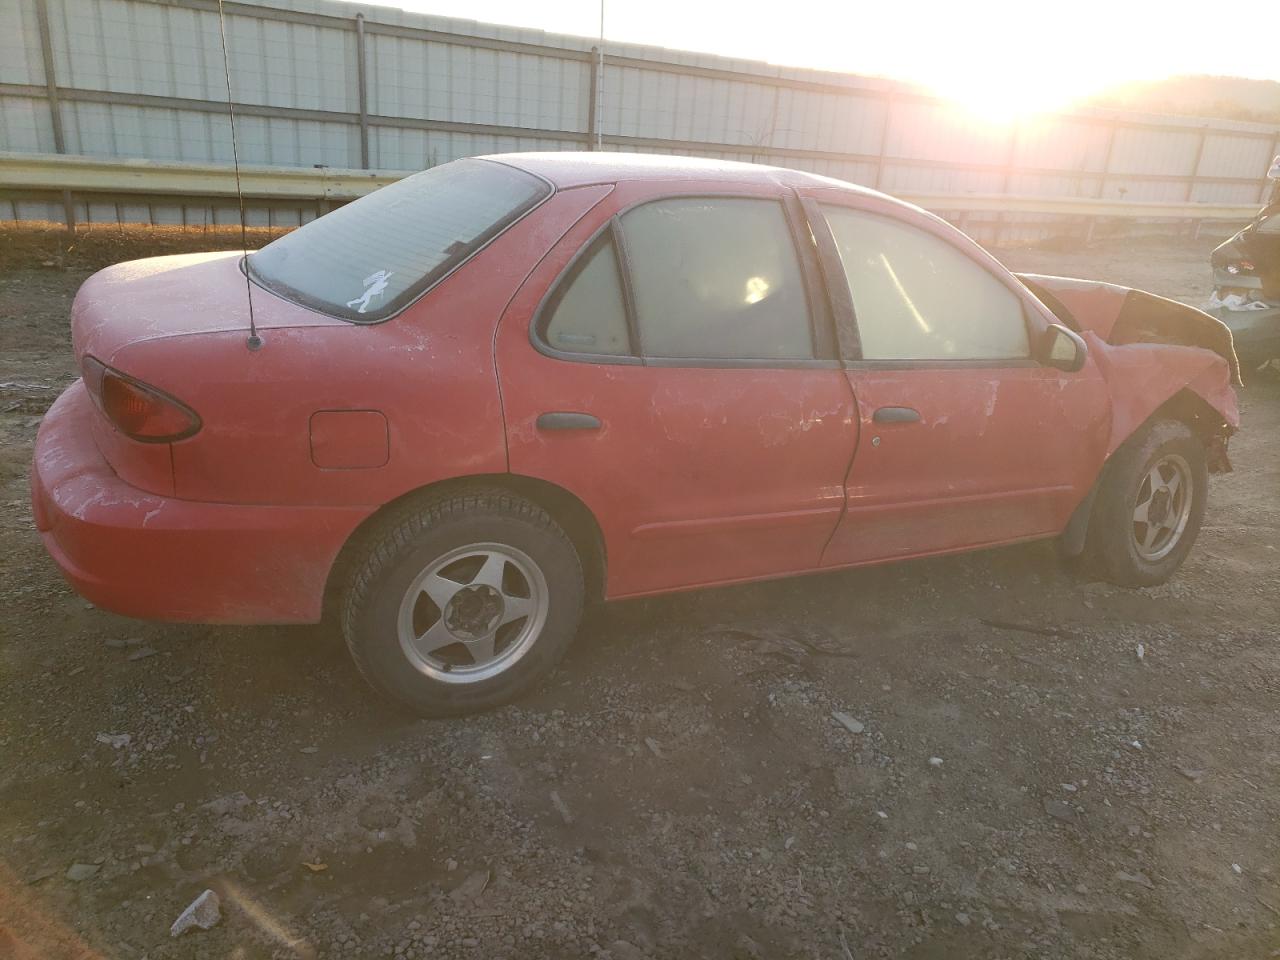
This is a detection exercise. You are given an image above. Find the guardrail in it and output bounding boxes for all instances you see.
[0,152,398,201]
[0,151,1263,229]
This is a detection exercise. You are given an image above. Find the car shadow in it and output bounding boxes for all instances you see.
[178,536,1075,722]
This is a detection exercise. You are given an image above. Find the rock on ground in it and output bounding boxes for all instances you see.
[170,889,222,937]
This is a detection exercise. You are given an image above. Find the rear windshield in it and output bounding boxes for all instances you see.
[247,159,550,323]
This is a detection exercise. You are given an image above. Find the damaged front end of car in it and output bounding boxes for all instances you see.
[1017,274,1240,474]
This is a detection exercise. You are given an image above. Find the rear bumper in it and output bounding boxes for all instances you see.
[1212,269,1264,292]
[31,381,370,624]
[1208,303,1280,362]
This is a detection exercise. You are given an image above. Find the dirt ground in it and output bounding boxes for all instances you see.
[1,225,1278,960]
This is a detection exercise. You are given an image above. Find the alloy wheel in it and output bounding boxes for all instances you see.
[396,542,549,684]
[1131,454,1193,562]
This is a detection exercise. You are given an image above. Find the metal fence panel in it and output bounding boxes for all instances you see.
[0,0,45,86]
[1108,125,1201,176]
[50,0,217,100]
[887,101,1013,167]
[1015,118,1111,177]
[47,0,358,110]
[1097,177,1189,202]
[368,35,587,131]
[372,127,571,169]
[62,101,215,161]
[2,198,60,221]
[776,88,886,156]
[2,0,1277,236]
[782,155,880,185]
[880,164,1007,195]
[1198,133,1275,181]
[1188,179,1259,203]
[0,96,54,152]
[1008,173,1105,198]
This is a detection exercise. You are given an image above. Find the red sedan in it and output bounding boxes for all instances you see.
[31,153,1240,715]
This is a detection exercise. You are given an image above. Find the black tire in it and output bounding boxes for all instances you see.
[1082,419,1208,587]
[339,488,584,716]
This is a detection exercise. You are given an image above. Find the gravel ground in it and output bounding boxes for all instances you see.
[1,227,1278,960]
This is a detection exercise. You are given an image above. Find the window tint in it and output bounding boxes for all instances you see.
[543,235,632,356]
[621,198,813,360]
[248,159,549,323]
[822,205,1029,361]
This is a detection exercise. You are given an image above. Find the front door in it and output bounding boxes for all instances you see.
[496,182,858,598]
[807,196,1111,566]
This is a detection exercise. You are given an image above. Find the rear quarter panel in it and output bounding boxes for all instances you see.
[107,184,613,507]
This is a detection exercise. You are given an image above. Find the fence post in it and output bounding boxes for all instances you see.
[1184,127,1208,239]
[354,14,370,169]
[34,0,74,233]
[1088,120,1119,242]
[586,45,600,150]
[1185,127,1207,201]
[1096,121,1117,197]
[872,95,892,190]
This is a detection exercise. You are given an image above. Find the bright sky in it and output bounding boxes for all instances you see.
[388,0,1279,121]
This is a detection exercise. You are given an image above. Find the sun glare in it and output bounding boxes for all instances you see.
[928,74,1091,125]
[393,0,1277,129]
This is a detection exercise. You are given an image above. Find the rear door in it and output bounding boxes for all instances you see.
[806,193,1111,566]
[495,180,858,599]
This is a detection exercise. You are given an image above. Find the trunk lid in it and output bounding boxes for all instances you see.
[72,251,343,365]
[69,251,346,498]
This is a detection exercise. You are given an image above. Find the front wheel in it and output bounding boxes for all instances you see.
[1083,419,1208,587]
[339,490,585,716]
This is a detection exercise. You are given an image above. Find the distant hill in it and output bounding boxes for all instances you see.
[1090,75,1280,125]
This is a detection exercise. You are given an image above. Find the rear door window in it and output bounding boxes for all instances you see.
[248,159,550,323]
[620,198,814,361]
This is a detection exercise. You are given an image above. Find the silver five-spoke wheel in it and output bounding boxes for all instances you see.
[1131,453,1193,562]
[397,542,549,684]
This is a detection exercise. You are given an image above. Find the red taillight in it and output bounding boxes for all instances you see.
[81,356,201,443]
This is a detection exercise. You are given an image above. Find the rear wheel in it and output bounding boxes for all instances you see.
[1082,420,1207,587]
[340,489,584,716]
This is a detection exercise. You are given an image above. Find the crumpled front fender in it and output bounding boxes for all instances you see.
[1084,331,1239,460]
[1019,273,1240,463]
[1019,273,1241,386]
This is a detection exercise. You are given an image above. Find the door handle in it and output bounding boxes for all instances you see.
[872,406,921,424]
[536,412,601,431]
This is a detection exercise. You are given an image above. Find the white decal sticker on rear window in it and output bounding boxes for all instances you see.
[346,270,394,314]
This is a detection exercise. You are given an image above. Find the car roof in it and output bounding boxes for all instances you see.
[483,150,890,200]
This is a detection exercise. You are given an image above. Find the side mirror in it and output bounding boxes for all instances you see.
[1038,323,1087,373]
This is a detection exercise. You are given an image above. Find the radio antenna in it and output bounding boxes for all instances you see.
[215,0,262,351]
